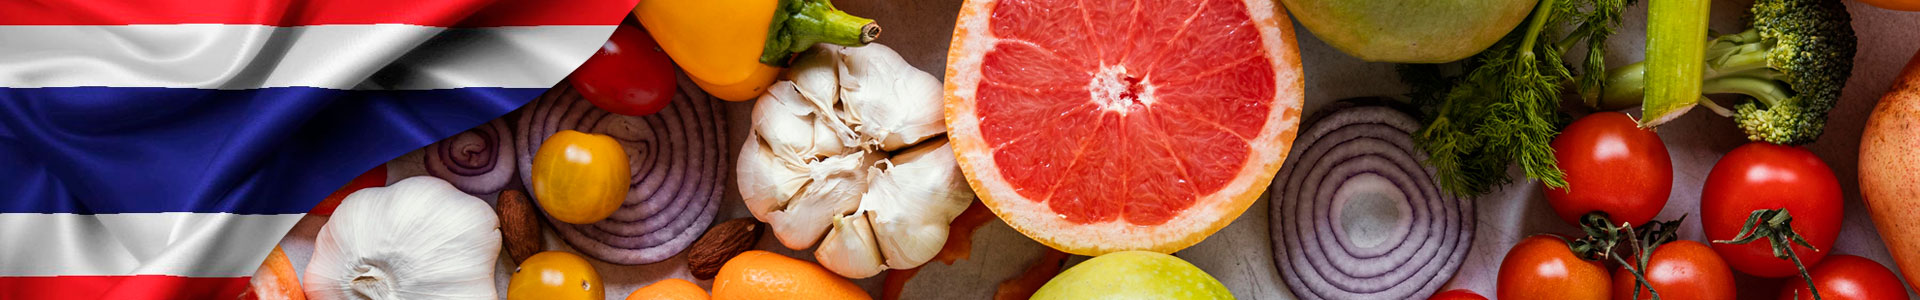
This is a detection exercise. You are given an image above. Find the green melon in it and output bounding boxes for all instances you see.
[1280,0,1538,63]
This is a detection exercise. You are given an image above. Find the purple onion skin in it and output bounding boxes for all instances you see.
[1270,101,1474,300]
[426,118,515,195]
[513,75,727,265]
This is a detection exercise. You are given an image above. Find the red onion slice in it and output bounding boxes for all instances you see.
[1270,101,1474,299]
[425,118,514,195]
[515,74,726,265]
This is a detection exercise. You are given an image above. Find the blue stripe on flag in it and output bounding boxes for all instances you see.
[0,86,542,214]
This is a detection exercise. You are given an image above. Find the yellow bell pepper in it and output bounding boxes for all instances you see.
[636,0,879,101]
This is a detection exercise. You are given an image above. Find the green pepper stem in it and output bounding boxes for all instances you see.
[760,0,880,66]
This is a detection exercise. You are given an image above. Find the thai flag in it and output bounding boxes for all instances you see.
[0,0,635,298]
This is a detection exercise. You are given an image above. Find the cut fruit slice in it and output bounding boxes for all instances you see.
[945,0,1304,255]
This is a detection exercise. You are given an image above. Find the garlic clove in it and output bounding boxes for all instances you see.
[751,82,824,158]
[809,118,849,158]
[859,140,976,270]
[736,129,805,224]
[836,44,947,152]
[790,44,862,148]
[789,44,843,110]
[764,151,881,250]
[815,210,887,279]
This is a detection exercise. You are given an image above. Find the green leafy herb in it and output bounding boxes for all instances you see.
[1402,0,1633,196]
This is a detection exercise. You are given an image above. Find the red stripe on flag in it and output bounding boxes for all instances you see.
[0,0,639,26]
[0,275,251,299]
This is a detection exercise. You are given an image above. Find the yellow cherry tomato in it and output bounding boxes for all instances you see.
[508,251,605,300]
[532,130,629,224]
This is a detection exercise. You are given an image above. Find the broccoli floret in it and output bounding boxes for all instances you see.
[1599,0,1854,145]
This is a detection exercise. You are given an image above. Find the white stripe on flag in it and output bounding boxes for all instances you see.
[0,213,304,277]
[0,24,611,90]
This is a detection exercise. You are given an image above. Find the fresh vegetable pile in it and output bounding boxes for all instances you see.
[1381,0,1883,297]
[246,0,1920,299]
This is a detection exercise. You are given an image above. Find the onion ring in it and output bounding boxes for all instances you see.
[515,74,727,265]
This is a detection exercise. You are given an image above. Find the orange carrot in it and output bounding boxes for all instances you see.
[241,246,305,300]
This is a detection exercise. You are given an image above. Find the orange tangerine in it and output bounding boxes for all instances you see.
[627,278,709,300]
[711,251,869,300]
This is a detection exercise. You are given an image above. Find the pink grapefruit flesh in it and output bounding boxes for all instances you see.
[945,0,1304,255]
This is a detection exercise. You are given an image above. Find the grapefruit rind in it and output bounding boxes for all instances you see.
[944,0,1304,256]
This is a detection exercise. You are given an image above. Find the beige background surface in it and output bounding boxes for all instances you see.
[277,0,1920,298]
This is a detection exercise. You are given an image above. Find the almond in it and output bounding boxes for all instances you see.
[687,217,763,279]
[497,188,543,265]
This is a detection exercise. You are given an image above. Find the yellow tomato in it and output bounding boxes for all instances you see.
[532,130,629,224]
[508,251,605,300]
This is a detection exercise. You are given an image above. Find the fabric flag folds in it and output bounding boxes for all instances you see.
[0,0,638,298]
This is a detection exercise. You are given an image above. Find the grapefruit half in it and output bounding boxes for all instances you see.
[944,0,1304,255]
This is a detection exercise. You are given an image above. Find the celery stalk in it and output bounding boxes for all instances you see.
[1641,0,1711,127]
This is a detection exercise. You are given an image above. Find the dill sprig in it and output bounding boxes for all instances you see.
[1405,0,1634,196]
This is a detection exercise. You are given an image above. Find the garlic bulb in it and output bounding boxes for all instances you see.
[305,176,501,300]
[737,43,976,278]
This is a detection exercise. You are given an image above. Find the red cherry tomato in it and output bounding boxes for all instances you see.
[1543,112,1672,227]
[1499,235,1611,300]
[1610,240,1736,300]
[311,164,385,216]
[572,24,677,116]
[1779,255,1910,300]
[1700,143,1843,278]
[1430,289,1489,300]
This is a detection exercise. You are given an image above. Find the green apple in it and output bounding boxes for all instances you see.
[1280,0,1538,63]
[1032,251,1232,299]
